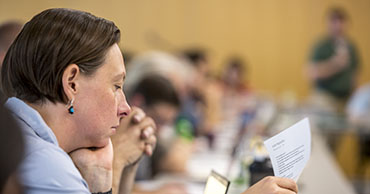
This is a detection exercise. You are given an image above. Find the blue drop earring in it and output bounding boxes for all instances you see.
[67,99,74,114]
[68,106,74,114]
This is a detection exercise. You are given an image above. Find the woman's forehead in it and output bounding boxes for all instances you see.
[100,44,126,76]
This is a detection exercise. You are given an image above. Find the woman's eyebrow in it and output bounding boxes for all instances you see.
[112,72,126,82]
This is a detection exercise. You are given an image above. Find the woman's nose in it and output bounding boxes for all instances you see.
[118,95,131,118]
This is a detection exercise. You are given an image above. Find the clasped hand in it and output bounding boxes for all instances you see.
[69,107,157,193]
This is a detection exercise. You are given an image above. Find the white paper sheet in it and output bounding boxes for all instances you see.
[263,118,311,182]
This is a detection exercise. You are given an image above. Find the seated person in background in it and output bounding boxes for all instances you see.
[0,104,24,194]
[179,49,222,139]
[346,83,370,179]
[0,21,22,67]
[2,8,156,194]
[127,74,190,194]
[347,83,370,130]
[0,21,22,103]
[220,56,255,120]
[125,51,198,139]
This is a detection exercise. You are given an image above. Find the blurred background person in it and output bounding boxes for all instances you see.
[220,56,255,120]
[125,52,196,192]
[307,7,360,113]
[306,7,364,190]
[0,22,24,193]
[126,74,189,194]
[218,56,262,157]
[0,21,22,103]
[345,83,370,193]
[0,104,24,194]
[0,21,22,67]
[178,49,222,149]
[347,83,370,131]
[125,51,198,141]
[176,49,208,139]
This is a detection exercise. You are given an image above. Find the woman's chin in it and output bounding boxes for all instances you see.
[88,138,110,149]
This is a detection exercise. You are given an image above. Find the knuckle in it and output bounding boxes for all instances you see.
[264,176,275,183]
[147,117,155,125]
[132,107,145,117]
[136,107,145,116]
[150,137,157,145]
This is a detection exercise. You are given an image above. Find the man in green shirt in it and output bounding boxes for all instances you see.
[308,7,359,111]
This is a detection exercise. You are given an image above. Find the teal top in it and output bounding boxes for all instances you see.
[310,36,359,99]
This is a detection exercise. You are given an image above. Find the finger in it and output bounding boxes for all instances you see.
[119,109,140,127]
[145,135,157,147]
[141,126,154,139]
[131,107,146,124]
[132,112,145,124]
[137,117,156,132]
[275,177,298,193]
[144,144,153,156]
[143,134,156,156]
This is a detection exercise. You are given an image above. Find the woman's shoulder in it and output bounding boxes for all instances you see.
[20,142,90,193]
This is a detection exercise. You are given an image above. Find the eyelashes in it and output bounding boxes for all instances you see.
[114,85,122,90]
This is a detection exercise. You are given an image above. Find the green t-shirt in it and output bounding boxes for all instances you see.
[310,36,359,99]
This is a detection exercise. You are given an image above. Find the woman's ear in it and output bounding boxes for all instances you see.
[62,64,81,102]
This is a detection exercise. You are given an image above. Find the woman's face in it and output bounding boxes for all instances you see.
[74,44,131,148]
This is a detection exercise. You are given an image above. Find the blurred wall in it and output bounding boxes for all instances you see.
[1,0,369,99]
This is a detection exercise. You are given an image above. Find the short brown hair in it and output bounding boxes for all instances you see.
[328,6,348,21]
[1,8,120,103]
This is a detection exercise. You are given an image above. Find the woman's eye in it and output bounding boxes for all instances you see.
[115,85,122,90]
